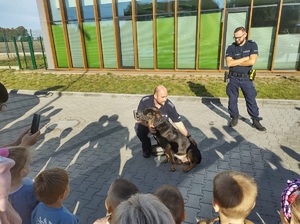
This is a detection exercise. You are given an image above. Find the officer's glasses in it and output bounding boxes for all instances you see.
[233,33,245,40]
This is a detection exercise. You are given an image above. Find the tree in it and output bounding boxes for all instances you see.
[0,26,29,42]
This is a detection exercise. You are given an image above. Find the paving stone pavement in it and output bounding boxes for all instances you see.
[0,90,299,224]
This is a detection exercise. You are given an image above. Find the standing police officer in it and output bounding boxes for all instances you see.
[225,27,266,131]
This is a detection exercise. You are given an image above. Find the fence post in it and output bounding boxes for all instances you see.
[20,38,28,69]
[39,36,47,69]
[3,31,10,58]
[13,37,22,70]
[28,36,37,69]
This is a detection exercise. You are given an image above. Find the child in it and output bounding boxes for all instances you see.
[93,178,139,224]
[7,146,39,224]
[31,168,79,224]
[154,184,185,224]
[280,179,300,224]
[111,193,175,224]
[0,153,22,224]
[198,170,258,224]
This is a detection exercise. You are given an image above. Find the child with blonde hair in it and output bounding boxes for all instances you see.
[198,170,258,224]
[280,179,300,224]
[8,146,38,224]
[31,168,79,224]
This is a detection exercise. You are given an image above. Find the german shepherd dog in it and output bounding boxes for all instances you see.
[136,107,202,172]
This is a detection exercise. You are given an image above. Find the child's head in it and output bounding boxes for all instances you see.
[213,170,257,220]
[105,178,139,214]
[7,146,31,180]
[280,179,300,224]
[0,82,8,104]
[111,193,175,224]
[34,168,69,205]
[154,184,185,224]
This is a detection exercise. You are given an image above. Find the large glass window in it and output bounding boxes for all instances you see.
[100,20,117,68]
[157,0,175,15]
[250,3,279,69]
[119,19,135,67]
[226,0,251,8]
[177,0,198,69]
[97,0,117,68]
[136,0,154,68]
[117,0,132,17]
[136,0,153,17]
[81,0,95,20]
[83,22,100,68]
[52,23,68,68]
[157,17,174,69]
[117,0,134,68]
[64,0,78,21]
[253,0,279,5]
[98,0,113,19]
[199,1,223,69]
[199,12,222,69]
[274,3,300,69]
[67,22,84,67]
[156,0,175,69]
[201,0,224,10]
[48,0,62,21]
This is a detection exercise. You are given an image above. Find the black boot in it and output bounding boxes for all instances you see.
[252,119,266,131]
[143,150,151,158]
[229,117,238,127]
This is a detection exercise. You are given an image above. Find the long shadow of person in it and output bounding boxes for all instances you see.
[186,97,299,224]
[0,91,41,146]
[187,81,214,97]
[187,123,300,224]
[281,145,300,168]
[30,114,130,224]
[188,81,251,125]
[30,127,73,175]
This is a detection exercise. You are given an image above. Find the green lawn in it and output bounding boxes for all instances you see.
[0,69,299,100]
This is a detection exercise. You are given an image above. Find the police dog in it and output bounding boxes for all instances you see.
[137,107,202,172]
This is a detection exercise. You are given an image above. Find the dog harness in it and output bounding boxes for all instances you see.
[281,178,300,221]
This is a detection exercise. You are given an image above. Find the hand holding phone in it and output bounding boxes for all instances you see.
[31,113,41,134]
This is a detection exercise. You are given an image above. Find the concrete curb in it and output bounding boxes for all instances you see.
[8,89,300,107]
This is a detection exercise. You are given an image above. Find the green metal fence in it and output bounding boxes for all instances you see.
[0,36,47,70]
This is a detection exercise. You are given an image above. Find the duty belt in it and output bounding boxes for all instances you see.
[229,72,249,78]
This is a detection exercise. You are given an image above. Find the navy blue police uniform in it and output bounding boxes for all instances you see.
[225,40,260,120]
[135,95,182,155]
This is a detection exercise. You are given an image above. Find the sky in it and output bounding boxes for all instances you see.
[0,0,41,30]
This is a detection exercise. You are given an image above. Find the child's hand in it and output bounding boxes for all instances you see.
[12,128,31,146]
[19,130,41,147]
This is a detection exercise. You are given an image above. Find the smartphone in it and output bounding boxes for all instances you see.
[31,113,41,134]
